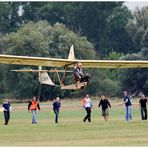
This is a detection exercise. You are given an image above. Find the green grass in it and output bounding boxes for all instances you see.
[0,99,148,146]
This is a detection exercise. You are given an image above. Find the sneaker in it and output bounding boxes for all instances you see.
[83,119,86,122]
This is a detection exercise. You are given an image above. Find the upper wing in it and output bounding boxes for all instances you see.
[0,54,74,67]
[80,60,148,68]
[0,54,148,68]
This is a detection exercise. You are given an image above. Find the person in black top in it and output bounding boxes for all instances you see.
[53,97,61,123]
[2,99,11,125]
[98,95,111,121]
[139,94,147,120]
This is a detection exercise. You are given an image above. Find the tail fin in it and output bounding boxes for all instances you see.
[68,44,75,60]
[39,72,55,86]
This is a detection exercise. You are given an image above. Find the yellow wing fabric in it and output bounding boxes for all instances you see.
[0,54,148,68]
[80,60,148,68]
[0,55,74,67]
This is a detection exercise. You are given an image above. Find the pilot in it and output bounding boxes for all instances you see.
[73,62,91,83]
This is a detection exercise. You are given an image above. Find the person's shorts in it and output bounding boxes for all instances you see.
[102,108,109,116]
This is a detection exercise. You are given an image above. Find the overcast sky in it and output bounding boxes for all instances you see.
[124,1,148,11]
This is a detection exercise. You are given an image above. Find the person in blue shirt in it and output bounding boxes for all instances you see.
[53,97,61,123]
[2,99,11,125]
[123,91,132,121]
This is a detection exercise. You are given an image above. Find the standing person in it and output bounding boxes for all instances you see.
[123,91,132,121]
[28,96,40,124]
[2,99,11,125]
[139,94,147,120]
[98,95,111,121]
[53,97,61,123]
[83,94,93,122]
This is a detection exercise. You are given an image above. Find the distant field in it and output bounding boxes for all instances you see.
[0,99,148,146]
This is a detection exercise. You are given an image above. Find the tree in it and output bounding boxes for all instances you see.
[118,7,148,96]
[119,48,148,96]
[8,2,22,32]
[0,2,22,33]
[107,6,133,54]
[0,3,11,33]
[21,2,133,56]
[21,2,45,23]
[126,7,148,52]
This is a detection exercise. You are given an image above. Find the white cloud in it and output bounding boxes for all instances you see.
[124,1,148,11]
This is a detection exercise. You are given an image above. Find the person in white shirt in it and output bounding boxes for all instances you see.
[83,94,93,122]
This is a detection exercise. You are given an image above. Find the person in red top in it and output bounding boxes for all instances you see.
[28,96,40,124]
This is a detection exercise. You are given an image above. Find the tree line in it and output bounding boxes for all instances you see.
[0,2,148,100]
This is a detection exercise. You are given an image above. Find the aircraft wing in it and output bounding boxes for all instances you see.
[0,55,74,67]
[0,54,148,68]
[80,60,148,68]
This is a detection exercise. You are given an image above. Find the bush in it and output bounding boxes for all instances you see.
[100,79,121,96]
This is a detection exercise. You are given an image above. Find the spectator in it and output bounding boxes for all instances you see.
[139,94,147,120]
[83,94,93,122]
[122,91,132,121]
[28,96,40,124]
[53,97,61,123]
[2,99,11,125]
[98,95,111,121]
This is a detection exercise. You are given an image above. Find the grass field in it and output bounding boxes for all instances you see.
[0,99,148,146]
